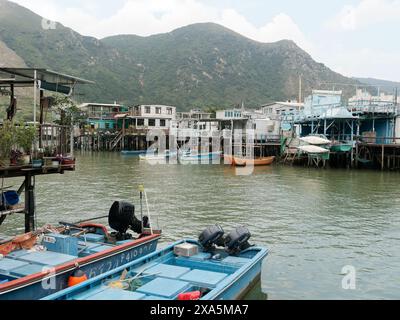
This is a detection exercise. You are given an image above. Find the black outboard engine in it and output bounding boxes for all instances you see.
[199,225,225,252]
[108,201,149,240]
[224,226,252,255]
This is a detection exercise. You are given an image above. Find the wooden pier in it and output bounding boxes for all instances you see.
[0,164,75,232]
[356,137,400,170]
[0,67,93,233]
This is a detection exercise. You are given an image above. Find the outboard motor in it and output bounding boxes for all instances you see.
[108,201,149,240]
[224,226,252,255]
[199,225,225,252]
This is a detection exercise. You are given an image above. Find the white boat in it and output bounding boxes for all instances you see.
[299,136,331,145]
[179,151,222,163]
[298,145,330,154]
[139,150,176,162]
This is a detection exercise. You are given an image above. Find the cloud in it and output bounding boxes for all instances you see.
[320,43,400,82]
[220,11,314,54]
[327,0,400,31]
[12,0,312,54]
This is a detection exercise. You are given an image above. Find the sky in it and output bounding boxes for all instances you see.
[10,0,400,82]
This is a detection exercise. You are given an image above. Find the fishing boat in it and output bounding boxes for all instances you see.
[298,145,330,162]
[330,143,353,153]
[121,150,147,156]
[225,155,275,167]
[43,225,268,301]
[139,150,176,162]
[179,151,222,163]
[299,135,331,146]
[0,190,161,300]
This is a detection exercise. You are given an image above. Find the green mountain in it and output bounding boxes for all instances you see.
[0,0,360,111]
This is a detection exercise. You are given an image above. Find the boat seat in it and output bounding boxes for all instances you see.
[142,264,191,279]
[0,258,29,274]
[180,269,228,287]
[6,250,29,259]
[221,256,251,267]
[137,278,191,299]
[17,251,77,266]
[10,263,50,277]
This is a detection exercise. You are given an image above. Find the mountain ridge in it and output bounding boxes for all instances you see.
[0,0,364,111]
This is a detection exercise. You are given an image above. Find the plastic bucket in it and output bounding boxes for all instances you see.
[2,191,20,206]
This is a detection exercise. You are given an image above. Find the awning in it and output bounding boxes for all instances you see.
[0,67,94,94]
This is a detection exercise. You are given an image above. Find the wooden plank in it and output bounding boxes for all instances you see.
[0,205,25,217]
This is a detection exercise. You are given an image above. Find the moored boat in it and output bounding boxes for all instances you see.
[226,156,275,167]
[121,150,147,156]
[139,150,176,162]
[0,200,161,300]
[330,143,353,153]
[42,225,268,301]
[179,151,222,163]
[299,135,331,146]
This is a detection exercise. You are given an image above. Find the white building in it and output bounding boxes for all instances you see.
[261,101,304,120]
[216,108,280,140]
[349,89,400,106]
[127,105,176,130]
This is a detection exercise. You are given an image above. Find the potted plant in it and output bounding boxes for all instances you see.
[32,148,44,168]
[0,121,16,167]
[16,124,37,165]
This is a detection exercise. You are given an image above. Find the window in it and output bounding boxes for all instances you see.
[167,108,173,115]
[156,107,162,114]
[160,119,166,127]
[137,119,144,126]
[145,106,151,114]
[148,119,156,127]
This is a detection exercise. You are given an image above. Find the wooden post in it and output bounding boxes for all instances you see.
[381,145,385,170]
[122,118,126,150]
[24,173,35,233]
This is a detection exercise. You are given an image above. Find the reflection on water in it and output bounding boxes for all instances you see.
[1,151,399,299]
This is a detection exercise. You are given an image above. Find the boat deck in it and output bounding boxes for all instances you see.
[0,232,129,285]
[45,242,267,300]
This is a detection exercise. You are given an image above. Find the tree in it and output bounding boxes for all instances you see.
[51,95,85,126]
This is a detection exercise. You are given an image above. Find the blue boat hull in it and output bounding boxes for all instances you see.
[180,152,222,162]
[43,240,268,301]
[121,150,147,156]
[206,255,265,300]
[0,236,159,300]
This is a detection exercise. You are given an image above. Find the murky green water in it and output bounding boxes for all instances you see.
[1,152,400,299]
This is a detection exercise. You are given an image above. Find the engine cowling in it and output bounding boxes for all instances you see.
[224,226,252,255]
[199,225,225,251]
[108,201,149,236]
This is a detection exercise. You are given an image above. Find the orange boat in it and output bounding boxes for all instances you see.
[224,155,275,167]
